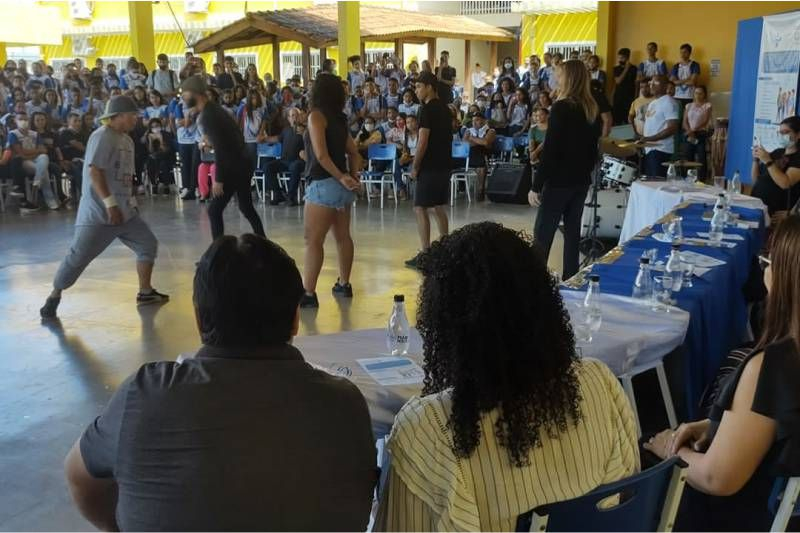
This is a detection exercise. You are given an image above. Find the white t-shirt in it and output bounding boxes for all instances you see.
[643,95,679,154]
[471,70,486,89]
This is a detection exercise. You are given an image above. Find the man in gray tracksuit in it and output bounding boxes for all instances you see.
[40,96,169,319]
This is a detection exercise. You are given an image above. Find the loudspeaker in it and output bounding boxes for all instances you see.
[487,163,531,204]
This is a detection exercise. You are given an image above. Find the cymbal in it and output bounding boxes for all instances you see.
[617,141,659,148]
[662,160,703,168]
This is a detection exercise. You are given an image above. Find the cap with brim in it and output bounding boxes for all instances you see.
[180,75,208,94]
[99,95,139,120]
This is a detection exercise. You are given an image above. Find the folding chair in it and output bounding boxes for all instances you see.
[253,142,281,203]
[513,135,530,162]
[517,457,688,532]
[770,477,800,532]
[0,178,11,212]
[450,140,475,205]
[493,135,515,164]
[360,143,397,209]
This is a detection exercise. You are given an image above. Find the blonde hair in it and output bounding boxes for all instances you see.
[556,60,598,124]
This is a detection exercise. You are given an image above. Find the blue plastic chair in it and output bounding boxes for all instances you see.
[514,135,530,148]
[361,143,398,208]
[450,140,475,205]
[494,135,515,163]
[516,457,688,532]
[769,477,800,531]
[253,142,282,203]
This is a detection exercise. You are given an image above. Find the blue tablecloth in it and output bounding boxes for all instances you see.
[569,202,766,419]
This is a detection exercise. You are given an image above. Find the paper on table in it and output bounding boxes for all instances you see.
[695,232,745,241]
[680,250,727,268]
[357,356,425,386]
[651,232,672,243]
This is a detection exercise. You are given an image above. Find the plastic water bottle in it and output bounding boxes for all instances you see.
[632,257,654,300]
[728,169,742,195]
[583,275,603,335]
[709,204,725,244]
[386,294,410,356]
[715,192,730,224]
[665,244,684,293]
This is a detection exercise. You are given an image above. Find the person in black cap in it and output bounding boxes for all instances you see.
[40,96,169,318]
[180,75,265,241]
[405,70,452,269]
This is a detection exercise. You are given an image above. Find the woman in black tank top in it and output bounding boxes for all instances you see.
[300,74,363,309]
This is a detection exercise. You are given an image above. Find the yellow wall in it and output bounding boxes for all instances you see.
[525,12,598,59]
[38,1,401,80]
[609,1,800,93]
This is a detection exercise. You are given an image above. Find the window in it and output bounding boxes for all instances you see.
[279,51,320,84]
[544,42,596,58]
[96,57,129,71]
[460,1,514,15]
[7,46,42,63]
[364,48,394,66]
[168,55,190,72]
[229,53,259,75]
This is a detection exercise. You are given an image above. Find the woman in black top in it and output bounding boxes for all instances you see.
[752,116,800,216]
[645,216,800,531]
[301,74,362,309]
[529,60,600,279]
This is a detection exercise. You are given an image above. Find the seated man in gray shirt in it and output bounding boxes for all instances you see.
[64,234,378,531]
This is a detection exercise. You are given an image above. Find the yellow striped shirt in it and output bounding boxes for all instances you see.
[376,358,639,531]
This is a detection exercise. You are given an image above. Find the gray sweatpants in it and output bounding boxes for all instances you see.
[53,216,159,291]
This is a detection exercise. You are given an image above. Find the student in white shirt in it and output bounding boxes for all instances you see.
[637,41,668,82]
[640,75,679,177]
[471,63,487,101]
[397,89,420,118]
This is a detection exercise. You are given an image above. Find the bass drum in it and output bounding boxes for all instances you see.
[581,187,629,239]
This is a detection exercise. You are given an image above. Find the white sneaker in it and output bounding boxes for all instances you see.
[179,188,190,199]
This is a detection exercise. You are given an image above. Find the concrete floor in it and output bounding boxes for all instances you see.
[0,195,560,530]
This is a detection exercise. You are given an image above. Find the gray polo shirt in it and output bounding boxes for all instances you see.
[79,343,378,531]
[146,68,180,96]
[75,126,135,226]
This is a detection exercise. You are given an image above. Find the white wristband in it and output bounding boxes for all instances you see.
[102,195,118,208]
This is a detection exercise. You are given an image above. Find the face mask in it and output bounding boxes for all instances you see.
[151,127,162,134]
[364,123,375,132]
[16,120,28,130]
[504,62,512,69]
[779,133,794,148]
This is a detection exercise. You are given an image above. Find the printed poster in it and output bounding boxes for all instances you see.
[753,11,800,151]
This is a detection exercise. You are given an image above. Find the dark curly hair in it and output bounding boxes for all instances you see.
[310,72,345,115]
[417,222,583,467]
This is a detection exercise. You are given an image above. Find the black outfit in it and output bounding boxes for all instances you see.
[676,337,800,531]
[267,126,305,201]
[304,111,349,183]
[214,71,244,91]
[415,98,453,208]
[145,132,177,186]
[79,343,378,531]
[751,149,800,215]
[57,127,85,197]
[435,66,456,104]
[612,63,638,125]
[200,101,265,240]
[533,99,600,279]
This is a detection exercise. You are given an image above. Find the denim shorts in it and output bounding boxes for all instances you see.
[305,177,356,210]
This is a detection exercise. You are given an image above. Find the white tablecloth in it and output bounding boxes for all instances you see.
[296,291,689,437]
[619,180,769,243]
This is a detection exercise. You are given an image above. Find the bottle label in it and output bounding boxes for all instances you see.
[397,335,408,344]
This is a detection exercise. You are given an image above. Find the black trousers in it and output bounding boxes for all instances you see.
[533,184,589,280]
[178,143,199,190]
[207,179,266,241]
[266,159,304,199]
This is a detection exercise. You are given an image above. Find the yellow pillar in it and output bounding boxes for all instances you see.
[128,2,156,70]
[0,43,6,65]
[338,1,361,68]
[520,14,535,62]
[596,2,614,73]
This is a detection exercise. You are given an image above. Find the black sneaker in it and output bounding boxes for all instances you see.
[40,296,61,319]
[299,292,319,308]
[19,201,41,214]
[270,195,287,206]
[288,198,303,207]
[332,280,353,298]
[136,289,170,306]
[405,255,420,269]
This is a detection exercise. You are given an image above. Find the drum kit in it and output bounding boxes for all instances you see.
[580,137,702,264]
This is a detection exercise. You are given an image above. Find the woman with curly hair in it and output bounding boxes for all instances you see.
[376,222,638,531]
